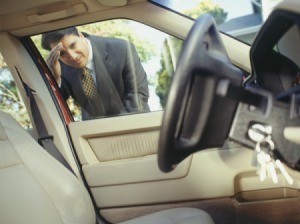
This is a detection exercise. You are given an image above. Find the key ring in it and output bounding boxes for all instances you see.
[255,135,275,153]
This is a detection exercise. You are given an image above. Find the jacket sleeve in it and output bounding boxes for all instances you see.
[59,77,72,101]
[122,41,150,113]
[59,62,80,102]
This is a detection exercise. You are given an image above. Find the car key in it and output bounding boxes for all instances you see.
[261,136,293,185]
[275,158,294,185]
[248,123,293,185]
[248,123,272,167]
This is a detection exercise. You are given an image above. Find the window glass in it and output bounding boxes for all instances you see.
[0,53,32,128]
[31,20,182,121]
[151,0,284,44]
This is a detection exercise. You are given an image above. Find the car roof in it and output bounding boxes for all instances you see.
[0,0,146,36]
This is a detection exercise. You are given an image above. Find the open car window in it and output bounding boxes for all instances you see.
[31,19,183,121]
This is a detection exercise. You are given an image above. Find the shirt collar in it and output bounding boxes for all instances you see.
[85,38,94,71]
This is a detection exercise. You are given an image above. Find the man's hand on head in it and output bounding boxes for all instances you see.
[46,43,63,84]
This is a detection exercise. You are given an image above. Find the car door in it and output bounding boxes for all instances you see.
[60,15,299,224]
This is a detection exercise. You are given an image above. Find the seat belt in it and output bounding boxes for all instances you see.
[14,68,110,223]
[15,67,75,175]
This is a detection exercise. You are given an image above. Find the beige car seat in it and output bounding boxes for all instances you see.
[0,111,214,224]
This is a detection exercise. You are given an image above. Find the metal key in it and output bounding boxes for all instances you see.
[257,134,293,185]
[266,156,278,184]
[258,136,294,184]
[256,149,267,181]
[255,138,276,182]
[249,123,272,167]
[248,123,294,185]
[275,159,294,185]
[258,137,279,183]
[262,137,294,185]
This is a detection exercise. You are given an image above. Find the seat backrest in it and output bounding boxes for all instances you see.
[0,111,96,224]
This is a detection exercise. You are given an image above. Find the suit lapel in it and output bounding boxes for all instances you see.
[88,35,117,112]
[84,34,124,115]
[89,35,111,88]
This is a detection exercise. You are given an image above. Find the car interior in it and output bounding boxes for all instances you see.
[0,0,299,224]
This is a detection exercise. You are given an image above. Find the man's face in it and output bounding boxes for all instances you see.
[50,32,89,68]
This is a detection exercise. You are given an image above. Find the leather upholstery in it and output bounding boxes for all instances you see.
[120,207,214,224]
[0,111,95,224]
[0,111,214,224]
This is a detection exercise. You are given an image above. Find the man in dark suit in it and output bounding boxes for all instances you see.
[41,27,149,120]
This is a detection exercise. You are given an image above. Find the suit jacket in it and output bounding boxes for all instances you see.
[59,34,150,120]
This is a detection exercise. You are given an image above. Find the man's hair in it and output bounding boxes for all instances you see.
[41,27,80,51]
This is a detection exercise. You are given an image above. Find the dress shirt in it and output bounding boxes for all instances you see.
[85,38,97,86]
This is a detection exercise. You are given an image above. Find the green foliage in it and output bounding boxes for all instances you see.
[155,37,182,108]
[79,20,155,63]
[155,0,228,107]
[184,0,227,24]
[156,68,171,108]
[31,35,48,58]
[0,54,7,68]
[0,64,31,129]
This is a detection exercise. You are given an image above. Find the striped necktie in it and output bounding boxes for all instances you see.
[81,67,105,117]
[82,67,98,101]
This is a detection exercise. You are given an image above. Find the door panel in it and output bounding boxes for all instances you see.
[88,130,159,162]
[68,111,300,210]
[83,155,192,187]
[68,112,163,165]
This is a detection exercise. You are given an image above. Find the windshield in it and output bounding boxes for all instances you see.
[151,0,284,45]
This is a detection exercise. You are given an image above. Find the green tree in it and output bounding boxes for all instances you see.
[156,0,228,107]
[79,20,155,63]
[184,0,228,25]
[0,55,31,128]
[155,37,182,108]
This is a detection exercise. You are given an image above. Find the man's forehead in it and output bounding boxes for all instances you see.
[50,34,79,49]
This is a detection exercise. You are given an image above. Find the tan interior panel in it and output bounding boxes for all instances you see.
[68,111,163,165]
[83,155,192,187]
[69,111,192,186]
[88,130,159,162]
[68,111,300,208]
[90,148,299,208]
